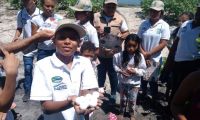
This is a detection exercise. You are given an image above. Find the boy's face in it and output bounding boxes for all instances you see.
[82,50,95,61]
[54,29,80,57]
[42,0,56,17]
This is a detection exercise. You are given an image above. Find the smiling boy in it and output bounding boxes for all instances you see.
[30,20,100,120]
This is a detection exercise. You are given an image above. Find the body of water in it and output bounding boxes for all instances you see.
[118,0,142,6]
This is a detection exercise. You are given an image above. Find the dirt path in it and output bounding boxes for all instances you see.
[0,1,170,119]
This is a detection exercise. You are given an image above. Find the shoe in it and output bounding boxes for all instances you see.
[22,93,30,102]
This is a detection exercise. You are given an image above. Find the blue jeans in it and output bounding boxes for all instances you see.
[23,56,34,94]
[37,49,55,61]
[97,57,118,95]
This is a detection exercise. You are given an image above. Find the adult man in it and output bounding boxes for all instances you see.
[93,0,129,103]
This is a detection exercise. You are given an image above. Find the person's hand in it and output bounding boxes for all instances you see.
[120,69,131,77]
[143,52,152,59]
[118,32,126,40]
[104,48,114,56]
[73,92,104,115]
[36,30,54,42]
[12,37,20,42]
[0,49,19,76]
[67,95,77,103]
[126,67,136,75]
[0,112,6,120]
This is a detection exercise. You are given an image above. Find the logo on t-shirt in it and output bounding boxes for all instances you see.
[51,76,67,90]
[52,76,63,83]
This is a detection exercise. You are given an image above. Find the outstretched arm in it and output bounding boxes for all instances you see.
[0,49,19,112]
[0,30,54,53]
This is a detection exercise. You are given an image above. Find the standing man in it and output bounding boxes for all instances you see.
[93,0,129,104]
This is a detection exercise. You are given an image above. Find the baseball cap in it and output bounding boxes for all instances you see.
[104,0,118,5]
[55,19,86,38]
[69,0,92,12]
[150,0,164,11]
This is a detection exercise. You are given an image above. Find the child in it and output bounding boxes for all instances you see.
[12,0,41,102]
[31,0,63,61]
[113,34,146,119]
[30,20,101,120]
[70,0,99,53]
[80,41,99,74]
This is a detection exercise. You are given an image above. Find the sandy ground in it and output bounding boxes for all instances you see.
[0,1,170,120]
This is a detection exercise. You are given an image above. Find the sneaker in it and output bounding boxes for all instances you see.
[22,93,30,102]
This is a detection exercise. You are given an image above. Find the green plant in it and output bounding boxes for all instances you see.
[9,0,104,16]
[10,0,21,9]
[65,0,104,18]
[141,0,199,25]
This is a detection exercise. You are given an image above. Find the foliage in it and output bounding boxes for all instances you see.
[141,0,200,25]
[9,0,104,17]
[9,0,21,9]
[64,0,104,17]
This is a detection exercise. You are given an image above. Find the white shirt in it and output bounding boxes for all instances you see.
[82,21,99,48]
[30,54,98,120]
[17,7,41,56]
[175,20,200,61]
[31,14,63,50]
[113,52,146,87]
[137,19,170,62]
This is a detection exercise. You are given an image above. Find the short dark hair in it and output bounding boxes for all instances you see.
[180,12,194,20]
[41,0,57,5]
[80,41,96,53]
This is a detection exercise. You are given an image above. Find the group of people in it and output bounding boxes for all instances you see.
[0,0,200,120]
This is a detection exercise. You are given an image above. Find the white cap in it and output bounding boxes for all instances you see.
[104,0,118,5]
[150,0,164,11]
[70,0,93,11]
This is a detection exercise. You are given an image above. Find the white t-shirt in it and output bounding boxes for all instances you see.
[113,52,146,87]
[17,7,41,56]
[30,53,98,120]
[175,20,200,61]
[137,19,170,62]
[31,14,63,50]
[82,21,99,48]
